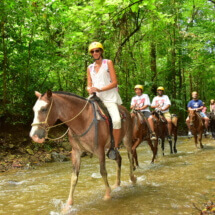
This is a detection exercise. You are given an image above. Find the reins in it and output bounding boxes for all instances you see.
[31,98,90,141]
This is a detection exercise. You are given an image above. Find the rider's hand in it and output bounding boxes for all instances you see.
[88,87,101,94]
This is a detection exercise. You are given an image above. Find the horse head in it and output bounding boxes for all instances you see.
[130,109,143,126]
[188,109,197,126]
[30,90,57,143]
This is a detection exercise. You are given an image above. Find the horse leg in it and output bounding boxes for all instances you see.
[199,131,204,149]
[147,140,156,163]
[132,138,141,152]
[133,148,139,168]
[173,129,178,153]
[66,149,81,207]
[168,137,173,154]
[127,149,136,184]
[161,138,165,156]
[194,134,198,148]
[212,124,215,139]
[98,150,111,200]
[113,152,122,188]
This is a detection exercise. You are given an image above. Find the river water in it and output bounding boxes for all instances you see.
[0,137,215,215]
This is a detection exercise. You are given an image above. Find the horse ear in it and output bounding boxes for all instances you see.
[35,91,41,98]
[47,89,52,99]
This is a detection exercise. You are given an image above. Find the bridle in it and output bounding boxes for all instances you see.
[31,98,90,141]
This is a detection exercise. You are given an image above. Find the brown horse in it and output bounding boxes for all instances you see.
[207,112,215,139]
[188,109,204,148]
[152,110,178,155]
[131,110,158,165]
[30,90,136,208]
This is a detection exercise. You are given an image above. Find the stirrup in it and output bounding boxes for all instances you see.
[167,135,172,141]
[106,147,119,160]
[150,133,157,140]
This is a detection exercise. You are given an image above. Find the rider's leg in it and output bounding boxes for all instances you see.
[167,118,172,136]
[146,114,156,140]
[104,102,121,149]
[204,117,209,130]
[186,116,191,130]
[164,112,172,136]
[148,116,155,132]
[113,129,121,148]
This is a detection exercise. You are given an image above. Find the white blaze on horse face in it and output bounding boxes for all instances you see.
[30,99,48,137]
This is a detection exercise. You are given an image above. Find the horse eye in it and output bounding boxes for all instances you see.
[41,108,47,112]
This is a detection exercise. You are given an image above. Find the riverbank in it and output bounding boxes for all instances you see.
[0,122,188,172]
[0,124,72,172]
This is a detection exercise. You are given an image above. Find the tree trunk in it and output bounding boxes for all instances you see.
[1,19,7,110]
[150,42,157,95]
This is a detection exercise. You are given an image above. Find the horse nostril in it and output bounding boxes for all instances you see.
[34,128,46,139]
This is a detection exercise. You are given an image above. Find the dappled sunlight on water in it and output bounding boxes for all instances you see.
[0,137,215,215]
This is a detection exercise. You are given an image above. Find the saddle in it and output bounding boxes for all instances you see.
[90,96,126,123]
[152,110,167,123]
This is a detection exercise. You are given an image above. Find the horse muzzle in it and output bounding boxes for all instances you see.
[32,135,45,143]
[30,127,46,143]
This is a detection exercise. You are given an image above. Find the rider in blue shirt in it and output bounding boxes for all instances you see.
[186,91,209,136]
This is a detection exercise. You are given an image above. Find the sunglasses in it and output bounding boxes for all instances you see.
[90,49,100,54]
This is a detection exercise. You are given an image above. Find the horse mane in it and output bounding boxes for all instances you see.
[42,91,87,101]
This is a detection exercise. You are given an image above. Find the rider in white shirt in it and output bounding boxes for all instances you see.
[151,86,172,140]
[130,85,157,141]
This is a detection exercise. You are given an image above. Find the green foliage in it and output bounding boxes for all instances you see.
[0,0,214,126]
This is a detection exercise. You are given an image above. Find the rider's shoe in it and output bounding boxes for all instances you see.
[167,135,172,141]
[188,131,193,137]
[150,132,157,141]
[106,147,119,160]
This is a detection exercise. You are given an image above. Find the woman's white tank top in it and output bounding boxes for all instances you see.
[88,59,122,104]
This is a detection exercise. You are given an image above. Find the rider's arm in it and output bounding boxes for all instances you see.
[87,68,92,93]
[139,105,149,110]
[161,104,170,111]
[151,98,157,109]
[99,60,118,92]
[197,106,204,111]
[130,105,136,109]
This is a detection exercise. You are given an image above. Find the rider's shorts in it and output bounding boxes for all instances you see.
[199,111,207,118]
[141,111,151,119]
[103,102,121,129]
[163,111,171,120]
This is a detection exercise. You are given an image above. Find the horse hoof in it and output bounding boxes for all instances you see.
[112,183,120,189]
[174,149,177,153]
[103,195,111,201]
[61,204,73,214]
[131,175,137,184]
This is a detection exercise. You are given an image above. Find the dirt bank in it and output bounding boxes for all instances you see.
[0,123,72,172]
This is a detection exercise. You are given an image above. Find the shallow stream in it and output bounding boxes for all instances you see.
[1,137,215,215]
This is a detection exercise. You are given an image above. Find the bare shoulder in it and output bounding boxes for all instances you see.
[107,59,114,66]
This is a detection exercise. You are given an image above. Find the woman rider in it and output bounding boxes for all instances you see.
[87,42,122,154]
